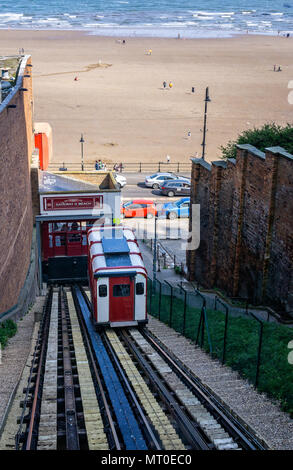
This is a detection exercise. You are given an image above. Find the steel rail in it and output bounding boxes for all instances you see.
[100,330,162,451]
[142,328,268,450]
[60,288,80,449]
[71,286,122,450]
[77,286,161,450]
[18,288,53,450]
[120,329,211,450]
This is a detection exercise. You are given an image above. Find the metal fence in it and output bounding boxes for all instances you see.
[147,277,283,390]
[48,161,192,174]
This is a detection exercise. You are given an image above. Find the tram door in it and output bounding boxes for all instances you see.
[109,277,134,322]
[66,222,82,256]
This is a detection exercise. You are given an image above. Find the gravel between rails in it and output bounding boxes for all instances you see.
[147,316,293,450]
[0,296,45,445]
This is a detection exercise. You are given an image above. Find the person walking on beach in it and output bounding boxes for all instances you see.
[169,81,173,89]
[95,160,99,170]
[166,155,170,164]
[163,81,167,89]
[187,130,191,139]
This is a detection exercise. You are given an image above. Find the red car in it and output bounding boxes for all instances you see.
[121,199,157,218]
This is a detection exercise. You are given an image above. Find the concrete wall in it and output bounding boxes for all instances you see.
[187,145,293,315]
[0,56,34,314]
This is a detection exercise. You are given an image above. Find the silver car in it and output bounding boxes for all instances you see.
[145,172,185,189]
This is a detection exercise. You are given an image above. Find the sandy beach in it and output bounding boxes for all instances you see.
[1,30,293,165]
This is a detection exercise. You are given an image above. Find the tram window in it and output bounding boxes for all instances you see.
[99,284,107,297]
[53,223,66,232]
[113,284,130,297]
[136,282,144,295]
[81,221,87,230]
[70,221,80,231]
[55,235,66,247]
[82,234,87,246]
[68,234,81,243]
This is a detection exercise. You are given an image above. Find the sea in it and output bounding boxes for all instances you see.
[0,0,292,38]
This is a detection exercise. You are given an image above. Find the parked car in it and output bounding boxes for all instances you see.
[160,180,191,197]
[158,197,190,219]
[121,199,157,218]
[144,173,177,189]
[113,172,127,188]
[144,173,189,189]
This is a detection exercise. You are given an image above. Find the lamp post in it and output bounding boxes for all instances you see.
[153,215,158,290]
[201,87,211,160]
[80,133,85,171]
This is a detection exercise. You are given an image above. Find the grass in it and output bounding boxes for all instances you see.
[148,289,293,416]
[0,319,17,349]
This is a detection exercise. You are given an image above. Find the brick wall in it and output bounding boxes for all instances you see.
[187,145,293,315]
[0,56,34,314]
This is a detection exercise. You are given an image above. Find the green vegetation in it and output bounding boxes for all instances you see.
[174,265,184,275]
[0,319,17,348]
[148,289,293,415]
[220,123,293,160]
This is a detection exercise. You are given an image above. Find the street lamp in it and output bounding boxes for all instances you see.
[80,133,85,171]
[201,87,211,160]
[153,215,158,288]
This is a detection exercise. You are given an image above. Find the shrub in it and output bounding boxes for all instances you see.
[0,319,17,348]
[220,123,293,160]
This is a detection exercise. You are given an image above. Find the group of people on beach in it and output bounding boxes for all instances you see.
[273,65,282,72]
[113,162,124,172]
[95,159,106,170]
[163,81,173,89]
[94,160,124,172]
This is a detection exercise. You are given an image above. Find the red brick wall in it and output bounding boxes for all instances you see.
[187,145,293,314]
[0,56,34,313]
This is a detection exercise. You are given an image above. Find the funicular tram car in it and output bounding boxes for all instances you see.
[42,220,91,281]
[87,226,148,328]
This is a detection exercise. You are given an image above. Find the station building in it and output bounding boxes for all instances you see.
[35,171,121,287]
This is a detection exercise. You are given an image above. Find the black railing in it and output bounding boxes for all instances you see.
[146,276,291,407]
[48,161,192,174]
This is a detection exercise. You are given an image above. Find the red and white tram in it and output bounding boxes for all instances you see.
[87,226,148,328]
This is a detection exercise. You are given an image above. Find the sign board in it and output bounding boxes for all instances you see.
[43,195,103,212]
[40,192,122,218]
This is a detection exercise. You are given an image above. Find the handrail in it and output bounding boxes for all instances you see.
[48,161,192,174]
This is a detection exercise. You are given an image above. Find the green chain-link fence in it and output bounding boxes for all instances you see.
[147,277,293,416]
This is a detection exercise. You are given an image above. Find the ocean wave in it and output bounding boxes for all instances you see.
[0,13,24,22]
[0,3,292,39]
[192,11,235,17]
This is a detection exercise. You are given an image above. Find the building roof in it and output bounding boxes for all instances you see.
[39,171,99,194]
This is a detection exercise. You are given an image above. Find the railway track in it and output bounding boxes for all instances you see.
[119,328,267,450]
[15,284,266,451]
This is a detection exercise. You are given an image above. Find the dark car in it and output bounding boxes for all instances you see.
[160,179,191,197]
